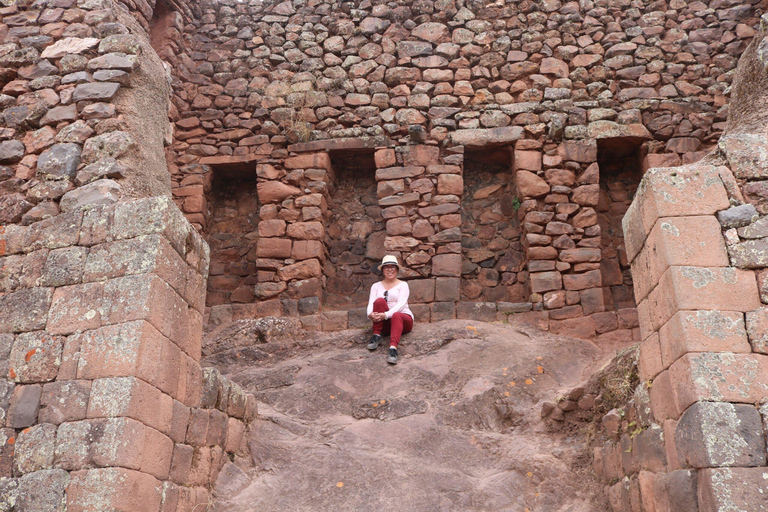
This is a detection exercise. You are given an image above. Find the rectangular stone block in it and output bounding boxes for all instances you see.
[431,301,455,321]
[431,253,461,277]
[67,467,161,512]
[698,467,768,512]
[22,211,83,254]
[659,310,750,369]
[638,332,663,381]
[141,426,173,480]
[676,402,766,469]
[7,384,41,429]
[670,353,768,413]
[321,311,348,331]
[256,238,292,259]
[40,380,91,425]
[8,331,65,383]
[408,278,435,303]
[649,369,678,422]
[631,216,730,303]
[562,270,601,291]
[170,443,193,486]
[456,302,497,322]
[623,165,730,263]
[87,376,173,435]
[645,267,760,334]
[46,281,104,335]
[225,418,245,454]
[435,277,460,302]
[0,287,53,334]
[347,308,369,329]
[549,316,596,339]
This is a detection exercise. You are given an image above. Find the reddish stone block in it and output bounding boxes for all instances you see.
[663,419,681,471]
[170,443,194,485]
[8,331,64,384]
[277,259,322,281]
[186,408,209,447]
[529,271,562,293]
[558,140,597,163]
[141,426,173,480]
[66,467,161,512]
[256,238,292,258]
[159,481,179,512]
[670,353,768,412]
[14,423,56,475]
[375,148,396,168]
[225,418,245,454]
[649,369,679,421]
[514,150,542,171]
[403,145,439,166]
[40,380,91,425]
[632,216,730,302]
[642,152,681,172]
[653,469,698,512]
[187,446,212,487]
[87,376,173,435]
[638,332,663,381]
[431,254,461,277]
[257,219,286,237]
[0,287,54,334]
[549,316,596,339]
[170,400,190,444]
[563,270,601,291]
[284,152,331,171]
[321,311,348,331]
[431,302,455,321]
[435,277,460,302]
[676,402,765,468]
[291,240,324,261]
[579,288,605,315]
[623,165,730,263]
[7,384,42,429]
[645,266,760,335]
[0,428,14,477]
[46,281,104,335]
[286,221,325,240]
[617,308,639,329]
[592,312,618,333]
[660,310,749,369]
[698,467,768,512]
[409,279,435,303]
[257,182,302,204]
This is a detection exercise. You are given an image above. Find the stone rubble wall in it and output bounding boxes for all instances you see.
[152,0,761,336]
[549,18,768,508]
[0,197,258,510]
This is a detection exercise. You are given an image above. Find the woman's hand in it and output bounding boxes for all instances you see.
[369,312,386,322]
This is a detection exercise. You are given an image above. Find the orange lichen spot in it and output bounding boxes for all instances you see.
[536,366,544,374]
[509,381,516,386]
[502,373,507,376]
[330,395,335,400]
[526,472,533,477]
[450,402,455,406]
[22,428,30,434]
[8,368,15,379]
[372,403,379,407]
[525,378,533,385]
[7,438,14,445]
[536,356,543,360]
[380,400,386,404]
[503,367,508,371]
[504,391,510,397]
[336,482,344,488]
[25,349,37,362]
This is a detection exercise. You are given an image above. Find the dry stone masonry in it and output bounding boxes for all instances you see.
[1,0,768,509]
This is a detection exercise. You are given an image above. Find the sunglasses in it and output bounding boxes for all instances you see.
[384,290,388,300]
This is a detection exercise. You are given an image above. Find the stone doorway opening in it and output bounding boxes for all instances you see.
[325,149,382,310]
[597,139,642,312]
[461,147,526,303]
[205,164,260,308]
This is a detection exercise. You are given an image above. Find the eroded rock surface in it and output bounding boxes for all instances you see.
[209,320,625,511]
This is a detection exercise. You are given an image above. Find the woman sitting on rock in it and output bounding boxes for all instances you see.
[366,255,414,365]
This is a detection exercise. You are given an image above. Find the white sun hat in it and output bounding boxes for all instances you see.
[378,254,402,271]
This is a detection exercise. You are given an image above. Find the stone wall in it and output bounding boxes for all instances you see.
[150,0,763,335]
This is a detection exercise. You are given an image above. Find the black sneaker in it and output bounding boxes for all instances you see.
[367,334,382,351]
[387,347,398,364]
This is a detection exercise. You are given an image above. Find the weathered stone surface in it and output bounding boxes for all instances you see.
[8,332,64,384]
[516,171,550,198]
[675,401,766,468]
[72,82,120,102]
[41,37,99,58]
[0,140,25,164]
[717,204,759,229]
[60,179,121,212]
[81,131,135,164]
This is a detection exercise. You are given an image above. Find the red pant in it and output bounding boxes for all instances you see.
[371,298,413,348]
